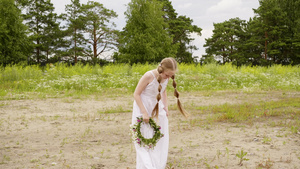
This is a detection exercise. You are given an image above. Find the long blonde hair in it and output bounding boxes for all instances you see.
[151,57,189,119]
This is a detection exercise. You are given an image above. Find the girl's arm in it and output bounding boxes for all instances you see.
[133,72,152,123]
[162,89,169,116]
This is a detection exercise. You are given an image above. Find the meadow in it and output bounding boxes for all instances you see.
[0,63,300,168]
[1,63,299,99]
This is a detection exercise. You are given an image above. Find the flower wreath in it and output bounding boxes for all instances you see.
[130,117,164,149]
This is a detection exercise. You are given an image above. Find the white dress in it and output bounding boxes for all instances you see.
[131,71,169,169]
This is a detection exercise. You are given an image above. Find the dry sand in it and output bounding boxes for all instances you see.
[0,91,299,169]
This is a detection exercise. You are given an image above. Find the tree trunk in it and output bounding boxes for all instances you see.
[93,27,97,59]
[37,39,40,64]
[36,18,40,64]
[46,49,49,62]
[264,31,268,60]
[74,28,77,64]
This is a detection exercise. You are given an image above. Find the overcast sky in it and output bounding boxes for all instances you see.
[51,0,260,58]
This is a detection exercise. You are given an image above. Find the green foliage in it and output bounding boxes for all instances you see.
[7,0,300,66]
[1,64,42,82]
[176,63,300,91]
[131,117,164,149]
[236,149,249,166]
[205,0,300,65]
[0,63,299,99]
[158,0,202,63]
[64,0,88,64]
[195,97,300,124]
[204,18,247,65]
[117,0,176,64]
[22,0,59,63]
[81,1,118,64]
[0,0,31,66]
[116,0,202,64]
[253,0,292,64]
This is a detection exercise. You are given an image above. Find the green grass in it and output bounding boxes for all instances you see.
[189,97,300,128]
[0,63,299,99]
[97,106,130,114]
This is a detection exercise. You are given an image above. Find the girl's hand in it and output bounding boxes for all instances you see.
[142,113,150,123]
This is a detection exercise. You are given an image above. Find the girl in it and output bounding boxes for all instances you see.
[131,57,188,169]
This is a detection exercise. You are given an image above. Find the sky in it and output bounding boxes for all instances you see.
[51,0,260,59]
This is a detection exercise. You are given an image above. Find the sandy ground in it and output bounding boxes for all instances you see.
[0,91,300,169]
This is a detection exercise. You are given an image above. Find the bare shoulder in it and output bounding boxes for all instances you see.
[134,71,154,94]
[141,71,154,83]
[134,71,154,96]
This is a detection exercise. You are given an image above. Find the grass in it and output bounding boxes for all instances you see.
[1,91,299,168]
[97,106,130,114]
[0,63,299,100]
[190,97,300,124]
[0,63,299,168]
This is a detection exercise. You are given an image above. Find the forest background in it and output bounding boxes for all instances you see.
[1,0,300,66]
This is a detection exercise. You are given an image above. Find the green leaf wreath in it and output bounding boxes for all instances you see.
[130,117,164,149]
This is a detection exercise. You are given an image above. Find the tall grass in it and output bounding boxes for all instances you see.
[0,63,299,99]
[196,97,300,123]
[177,63,300,91]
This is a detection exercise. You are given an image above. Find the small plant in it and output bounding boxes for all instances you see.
[119,152,127,162]
[223,139,231,145]
[44,149,50,158]
[290,126,299,134]
[216,149,221,159]
[30,158,39,163]
[257,158,274,169]
[236,149,249,166]
[225,147,230,166]
[60,137,69,147]
[166,161,175,169]
[0,155,11,164]
[262,136,272,144]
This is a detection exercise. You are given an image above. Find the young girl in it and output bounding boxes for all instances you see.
[131,57,188,169]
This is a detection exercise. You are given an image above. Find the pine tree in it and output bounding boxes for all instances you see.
[81,1,118,64]
[158,0,202,63]
[253,0,300,64]
[22,0,59,64]
[204,18,247,65]
[0,0,31,66]
[64,0,87,64]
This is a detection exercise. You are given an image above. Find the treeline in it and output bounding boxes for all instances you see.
[0,0,299,67]
[1,0,119,66]
[203,0,300,66]
[0,0,201,66]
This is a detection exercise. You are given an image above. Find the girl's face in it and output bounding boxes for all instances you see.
[161,69,176,79]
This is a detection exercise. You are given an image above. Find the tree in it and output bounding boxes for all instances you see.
[275,0,300,64]
[203,0,300,66]
[204,18,247,65]
[81,1,118,64]
[253,0,300,65]
[22,0,59,64]
[116,0,176,64]
[242,17,268,66]
[0,0,31,66]
[43,13,61,62]
[64,0,87,64]
[158,0,202,63]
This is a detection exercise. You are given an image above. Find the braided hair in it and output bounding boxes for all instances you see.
[151,58,189,119]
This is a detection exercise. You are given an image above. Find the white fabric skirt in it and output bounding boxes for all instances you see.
[132,111,169,169]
